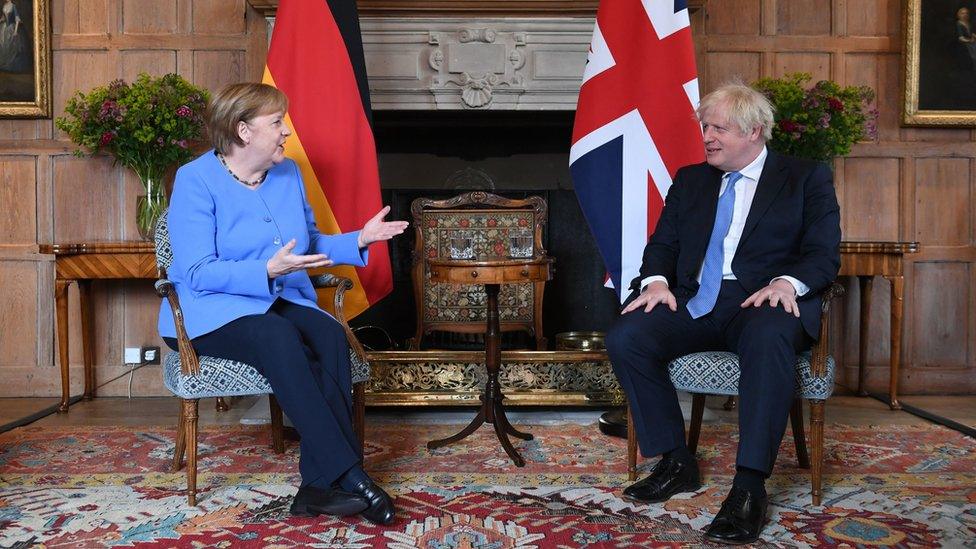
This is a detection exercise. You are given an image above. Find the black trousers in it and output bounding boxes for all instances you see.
[165,298,359,489]
[606,280,810,475]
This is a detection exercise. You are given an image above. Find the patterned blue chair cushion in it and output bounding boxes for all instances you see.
[668,351,835,400]
[163,352,272,399]
[164,349,370,399]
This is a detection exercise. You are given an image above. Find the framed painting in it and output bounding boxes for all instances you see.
[0,0,50,118]
[903,0,976,125]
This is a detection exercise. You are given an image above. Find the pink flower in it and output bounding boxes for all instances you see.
[100,132,114,145]
[176,105,192,118]
[778,119,799,133]
[827,98,844,111]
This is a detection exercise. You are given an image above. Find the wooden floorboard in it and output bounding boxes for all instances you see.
[2,395,974,429]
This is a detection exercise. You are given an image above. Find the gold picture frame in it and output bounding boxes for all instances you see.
[0,0,51,118]
[902,0,976,126]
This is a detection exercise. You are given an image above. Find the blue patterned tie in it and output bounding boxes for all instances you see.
[687,171,743,319]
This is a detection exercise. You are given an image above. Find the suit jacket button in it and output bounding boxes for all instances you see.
[273,237,281,245]
[263,216,272,222]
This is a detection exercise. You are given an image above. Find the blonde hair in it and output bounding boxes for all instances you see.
[206,83,288,154]
[696,81,775,141]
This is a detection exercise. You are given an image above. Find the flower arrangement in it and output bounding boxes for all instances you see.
[56,73,210,238]
[752,73,877,162]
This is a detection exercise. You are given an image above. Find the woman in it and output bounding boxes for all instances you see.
[0,0,27,73]
[159,82,407,524]
[958,7,976,70]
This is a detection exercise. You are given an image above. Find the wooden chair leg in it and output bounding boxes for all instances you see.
[172,399,187,472]
[723,395,737,411]
[791,398,810,469]
[269,394,284,454]
[626,404,637,481]
[215,397,229,412]
[687,393,706,455]
[183,399,199,506]
[353,383,366,452]
[809,399,825,506]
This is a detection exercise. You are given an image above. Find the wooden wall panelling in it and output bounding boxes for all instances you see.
[0,157,38,245]
[36,155,54,248]
[704,52,761,91]
[54,0,112,36]
[703,0,761,36]
[839,158,900,241]
[121,279,167,395]
[772,52,832,81]
[121,51,179,82]
[52,156,120,242]
[914,158,972,246]
[776,0,831,36]
[122,0,179,35]
[0,262,40,369]
[845,0,899,38]
[53,51,115,137]
[192,50,247,96]
[911,262,970,375]
[193,0,248,35]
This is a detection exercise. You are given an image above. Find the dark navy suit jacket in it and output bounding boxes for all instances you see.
[627,150,841,339]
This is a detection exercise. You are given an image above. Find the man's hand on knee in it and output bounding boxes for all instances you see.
[622,281,677,314]
[740,279,800,317]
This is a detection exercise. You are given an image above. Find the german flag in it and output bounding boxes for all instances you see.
[263,0,389,319]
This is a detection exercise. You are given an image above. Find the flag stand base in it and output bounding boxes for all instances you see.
[598,408,628,439]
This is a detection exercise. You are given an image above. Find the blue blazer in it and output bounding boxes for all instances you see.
[628,150,841,339]
[158,151,368,340]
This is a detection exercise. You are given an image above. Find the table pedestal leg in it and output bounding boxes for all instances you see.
[884,275,904,410]
[857,275,873,396]
[55,280,71,413]
[78,280,95,400]
[426,283,532,466]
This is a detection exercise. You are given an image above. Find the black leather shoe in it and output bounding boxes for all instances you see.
[622,456,701,503]
[703,486,768,545]
[290,485,369,517]
[352,479,396,525]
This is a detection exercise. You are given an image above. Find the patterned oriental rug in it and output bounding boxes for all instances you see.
[0,421,974,548]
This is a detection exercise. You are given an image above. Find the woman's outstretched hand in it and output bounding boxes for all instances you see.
[357,206,409,247]
[267,239,334,278]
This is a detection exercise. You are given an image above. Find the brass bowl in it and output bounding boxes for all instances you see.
[555,331,606,351]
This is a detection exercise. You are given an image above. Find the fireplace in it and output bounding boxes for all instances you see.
[350,110,621,351]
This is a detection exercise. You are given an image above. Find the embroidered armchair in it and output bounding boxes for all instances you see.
[409,191,548,350]
[153,211,369,506]
[626,283,845,506]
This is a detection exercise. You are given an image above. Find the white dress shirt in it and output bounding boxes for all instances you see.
[640,146,810,297]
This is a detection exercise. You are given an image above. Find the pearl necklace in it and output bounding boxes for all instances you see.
[216,152,267,187]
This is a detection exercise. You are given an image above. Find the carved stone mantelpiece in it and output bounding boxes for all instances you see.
[248,0,701,18]
[256,1,703,110]
[266,17,594,110]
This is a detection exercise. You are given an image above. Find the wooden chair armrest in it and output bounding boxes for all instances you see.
[311,274,369,368]
[154,279,200,376]
[810,282,845,378]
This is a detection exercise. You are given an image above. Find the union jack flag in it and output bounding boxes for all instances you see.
[570,0,704,302]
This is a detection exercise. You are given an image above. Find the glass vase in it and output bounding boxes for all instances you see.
[136,175,168,241]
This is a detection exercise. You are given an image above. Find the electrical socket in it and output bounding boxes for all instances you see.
[141,346,161,365]
[124,347,141,364]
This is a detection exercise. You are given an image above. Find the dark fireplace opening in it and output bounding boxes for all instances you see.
[349,111,620,351]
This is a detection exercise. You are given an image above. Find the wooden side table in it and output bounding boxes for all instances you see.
[39,242,157,412]
[425,256,554,466]
[839,241,920,410]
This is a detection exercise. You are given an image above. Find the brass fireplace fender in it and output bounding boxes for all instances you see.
[364,350,622,406]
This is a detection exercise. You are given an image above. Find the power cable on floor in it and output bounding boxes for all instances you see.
[0,363,152,434]
[868,393,976,439]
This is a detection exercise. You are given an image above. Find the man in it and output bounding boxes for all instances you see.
[605,82,840,544]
